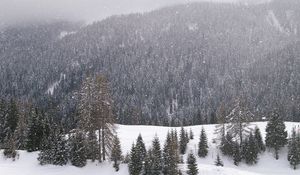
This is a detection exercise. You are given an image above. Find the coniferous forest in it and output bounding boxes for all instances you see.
[0,0,300,174]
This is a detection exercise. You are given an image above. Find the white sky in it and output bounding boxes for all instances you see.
[0,0,265,24]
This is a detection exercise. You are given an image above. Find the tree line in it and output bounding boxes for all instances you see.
[1,76,300,173]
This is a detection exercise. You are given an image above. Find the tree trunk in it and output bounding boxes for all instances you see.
[98,129,102,162]
[102,128,105,160]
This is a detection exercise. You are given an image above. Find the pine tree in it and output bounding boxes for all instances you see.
[287,128,300,170]
[198,127,208,157]
[243,132,258,165]
[189,129,194,140]
[69,130,87,167]
[163,132,178,175]
[187,152,198,175]
[26,107,45,152]
[226,97,254,144]
[78,75,115,162]
[233,142,241,166]
[215,154,224,167]
[136,134,147,161]
[151,136,163,175]
[214,102,226,143]
[179,127,187,154]
[144,149,153,175]
[129,143,143,175]
[52,128,68,166]
[111,135,122,171]
[265,111,287,159]
[254,126,265,153]
[0,99,7,146]
[86,131,99,162]
[220,132,234,157]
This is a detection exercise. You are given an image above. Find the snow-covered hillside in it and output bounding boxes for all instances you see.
[1,122,300,175]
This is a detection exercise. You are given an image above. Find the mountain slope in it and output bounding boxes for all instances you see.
[0,1,299,126]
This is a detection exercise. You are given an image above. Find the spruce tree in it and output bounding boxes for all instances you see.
[254,126,265,153]
[144,149,153,175]
[179,127,187,154]
[69,130,87,167]
[233,142,241,166]
[189,129,194,140]
[198,127,208,157]
[163,132,178,175]
[225,97,254,144]
[26,107,45,152]
[215,154,224,167]
[287,128,300,170]
[52,129,68,166]
[86,131,99,162]
[244,133,258,165]
[136,134,147,161]
[129,143,143,175]
[265,111,287,159]
[220,132,234,157]
[111,135,122,171]
[187,152,198,175]
[151,136,162,175]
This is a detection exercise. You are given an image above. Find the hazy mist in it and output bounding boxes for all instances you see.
[0,0,244,24]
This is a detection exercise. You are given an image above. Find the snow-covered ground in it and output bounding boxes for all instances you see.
[1,122,300,175]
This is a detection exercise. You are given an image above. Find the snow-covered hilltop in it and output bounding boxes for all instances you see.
[1,122,300,175]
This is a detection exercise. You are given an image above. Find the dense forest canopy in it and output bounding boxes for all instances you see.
[0,0,299,128]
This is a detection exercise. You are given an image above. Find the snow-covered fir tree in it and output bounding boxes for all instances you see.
[77,75,115,162]
[69,130,87,167]
[163,132,179,175]
[243,132,259,165]
[150,135,163,175]
[265,111,288,160]
[220,132,235,157]
[254,126,265,153]
[287,127,300,170]
[129,143,143,175]
[179,127,188,154]
[136,134,147,161]
[111,134,122,171]
[187,152,198,175]
[198,127,208,157]
[226,97,254,144]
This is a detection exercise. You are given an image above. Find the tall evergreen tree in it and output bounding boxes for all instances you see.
[69,130,87,167]
[220,132,234,157]
[233,142,241,166]
[198,127,208,157]
[26,107,45,152]
[151,135,163,175]
[136,134,147,161]
[189,129,194,140]
[265,111,287,159]
[129,143,143,175]
[254,126,265,153]
[187,152,198,175]
[144,149,154,175]
[214,102,226,143]
[243,133,258,165]
[86,131,99,162]
[179,127,187,154]
[226,97,254,144]
[163,132,178,175]
[111,135,122,172]
[52,127,68,166]
[78,75,116,162]
[287,128,300,170]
